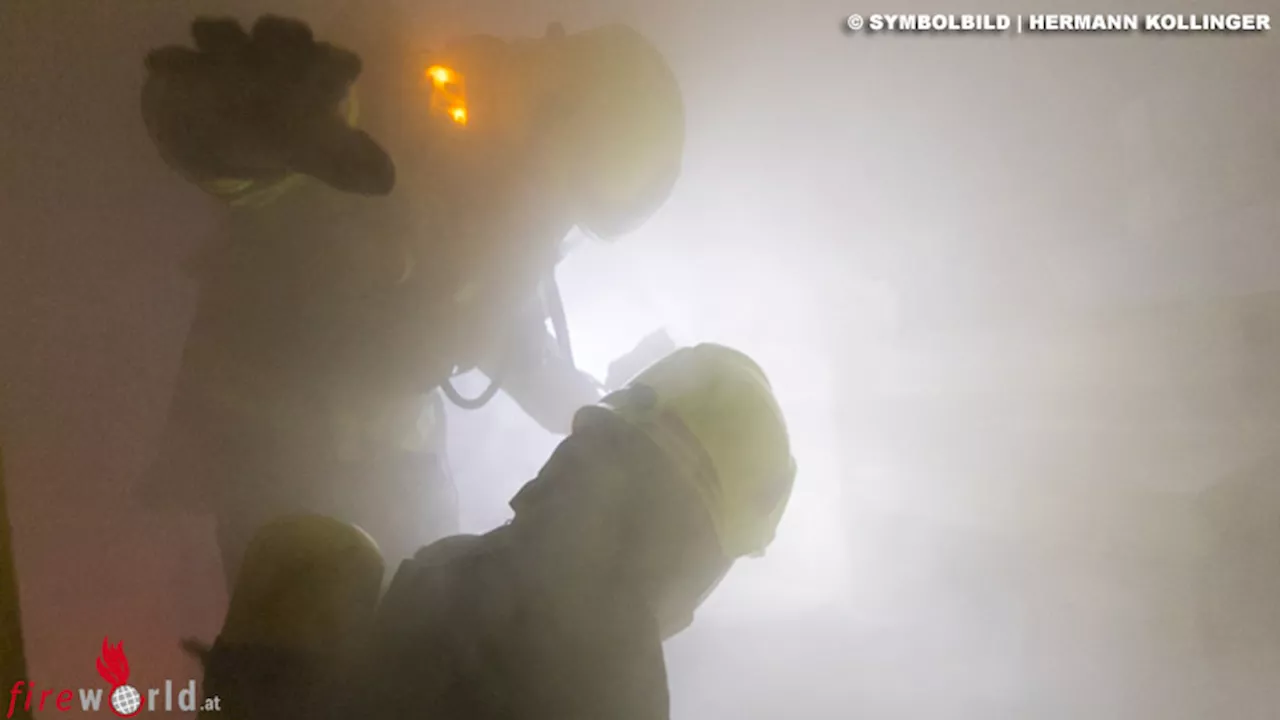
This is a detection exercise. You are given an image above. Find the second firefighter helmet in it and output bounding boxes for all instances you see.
[220,515,385,653]
[577,343,796,559]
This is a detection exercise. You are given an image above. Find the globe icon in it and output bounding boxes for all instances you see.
[111,685,141,716]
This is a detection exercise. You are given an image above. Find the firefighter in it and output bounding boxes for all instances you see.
[136,14,685,586]
[192,343,796,720]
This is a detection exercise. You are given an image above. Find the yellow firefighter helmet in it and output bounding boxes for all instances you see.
[578,344,796,558]
[220,515,385,652]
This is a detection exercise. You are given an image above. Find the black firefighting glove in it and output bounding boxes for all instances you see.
[142,15,395,195]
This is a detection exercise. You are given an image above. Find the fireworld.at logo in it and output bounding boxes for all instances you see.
[6,638,220,718]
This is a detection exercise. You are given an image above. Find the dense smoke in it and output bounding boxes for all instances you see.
[2,0,1277,718]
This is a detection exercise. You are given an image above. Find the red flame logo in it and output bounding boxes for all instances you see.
[96,637,130,688]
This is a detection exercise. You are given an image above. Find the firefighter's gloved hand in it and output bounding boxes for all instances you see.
[142,15,395,195]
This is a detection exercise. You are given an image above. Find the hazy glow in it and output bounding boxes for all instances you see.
[4,3,1276,718]
[426,64,468,126]
[426,65,453,84]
